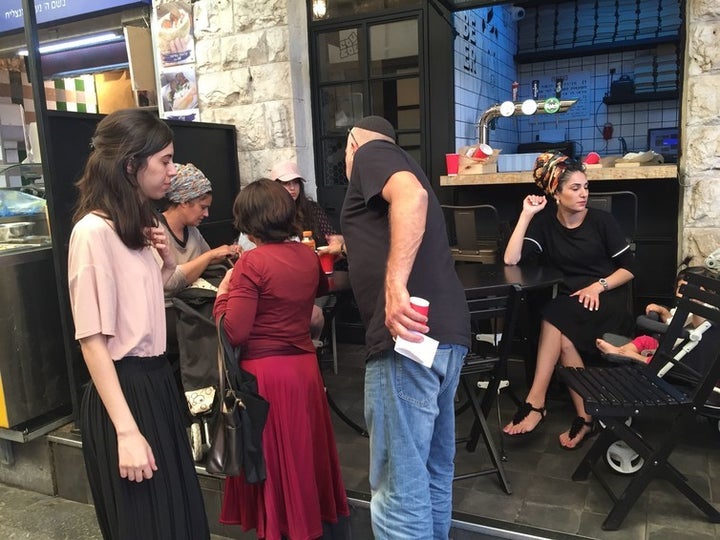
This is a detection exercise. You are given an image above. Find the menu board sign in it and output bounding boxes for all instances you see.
[1,1,151,35]
[532,72,591,121]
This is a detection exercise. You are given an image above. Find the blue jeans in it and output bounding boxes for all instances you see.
[365,344,467,540]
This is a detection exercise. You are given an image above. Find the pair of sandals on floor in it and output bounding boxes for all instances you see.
[503,402,598,450]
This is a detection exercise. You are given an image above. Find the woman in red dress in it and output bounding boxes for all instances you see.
[213,178,349,539]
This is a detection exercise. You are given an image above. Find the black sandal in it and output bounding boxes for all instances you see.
[561,416,598,450]
[505,402,546,437]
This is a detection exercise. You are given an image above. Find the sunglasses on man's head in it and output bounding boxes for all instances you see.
[347,128,359,146]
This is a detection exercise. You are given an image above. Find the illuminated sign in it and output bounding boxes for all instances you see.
[2,1,151,35]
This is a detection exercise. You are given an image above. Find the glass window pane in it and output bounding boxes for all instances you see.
[371,77,420,129]
[369,20,418,77]
[316,28,362,82]
[319,84,364,135]
[397,132,421,147]
[404,147,421,165]
[320,138,349,187]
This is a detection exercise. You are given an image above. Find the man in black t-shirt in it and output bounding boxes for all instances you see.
[340,116,470,540]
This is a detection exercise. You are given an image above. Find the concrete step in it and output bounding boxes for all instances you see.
[47,425,585,540]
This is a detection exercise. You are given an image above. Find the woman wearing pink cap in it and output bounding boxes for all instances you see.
[269,161,344,340]
[270,161,339,249]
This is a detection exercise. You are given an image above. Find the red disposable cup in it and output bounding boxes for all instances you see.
[445,153,460,175]
[473,143,494,159]
[409,296,430,317]
[318,251,336,274]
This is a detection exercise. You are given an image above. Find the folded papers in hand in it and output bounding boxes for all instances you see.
[394,332,439,368]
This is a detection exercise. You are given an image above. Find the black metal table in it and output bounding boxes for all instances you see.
[457,263,564,383]
[452,263,563,492]
[455,263,564,300]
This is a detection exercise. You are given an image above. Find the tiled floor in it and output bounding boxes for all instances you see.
[322,342,720,540]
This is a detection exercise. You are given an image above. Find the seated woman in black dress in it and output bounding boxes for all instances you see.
[502,152,635,449]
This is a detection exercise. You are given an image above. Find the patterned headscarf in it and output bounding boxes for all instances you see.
[167,163,212,203]
[533,152,572,195]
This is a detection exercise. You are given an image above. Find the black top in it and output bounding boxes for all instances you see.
[520,207,636,356]
[305,200,336,248]
[340,140,471,358]
[521,207,635,295]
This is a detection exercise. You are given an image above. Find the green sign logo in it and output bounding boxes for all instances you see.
[544,97,561,114]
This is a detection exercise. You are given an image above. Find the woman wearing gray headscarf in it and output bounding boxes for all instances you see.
[158,163,239,295]
[502,153,635,449]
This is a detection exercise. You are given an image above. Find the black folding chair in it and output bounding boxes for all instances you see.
[454,282,522,494]
[557,271,720,530]
[441,204,503,264]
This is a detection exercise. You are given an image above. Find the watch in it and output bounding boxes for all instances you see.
[598,278,609,291]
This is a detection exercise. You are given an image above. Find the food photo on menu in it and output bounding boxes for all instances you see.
[156,0,195,67]
[160,67,199,121]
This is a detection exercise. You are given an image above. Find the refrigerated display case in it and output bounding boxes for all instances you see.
[0,182,71,433]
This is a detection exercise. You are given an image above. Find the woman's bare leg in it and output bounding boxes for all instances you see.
[503,320,561,434]
[556,335,594,448]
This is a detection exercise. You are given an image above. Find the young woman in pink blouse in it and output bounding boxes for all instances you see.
[67,109,209,539]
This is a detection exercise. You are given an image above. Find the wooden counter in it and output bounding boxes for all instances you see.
[440,164,678,186]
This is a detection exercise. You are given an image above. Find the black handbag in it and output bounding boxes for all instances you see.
[206,314,270,483]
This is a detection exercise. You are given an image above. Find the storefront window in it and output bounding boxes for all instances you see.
[371,77,420,129]
[369,20,418,77]
[319,84,364,135]
[313,16,423,193]
[316,28,363,83]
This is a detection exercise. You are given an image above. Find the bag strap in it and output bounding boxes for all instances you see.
[217,313,246,382]
[216,313,245,409]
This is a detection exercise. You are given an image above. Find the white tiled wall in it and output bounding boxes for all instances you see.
[453,6,679,158]
[453,6,518,153]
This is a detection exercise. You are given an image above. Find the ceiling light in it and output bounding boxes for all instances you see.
[18,33,122,56]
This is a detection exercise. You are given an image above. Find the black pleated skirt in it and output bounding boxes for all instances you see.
[80,355,210,540]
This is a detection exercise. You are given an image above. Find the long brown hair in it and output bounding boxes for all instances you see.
[293,182,317,233]
[73,109,174,249]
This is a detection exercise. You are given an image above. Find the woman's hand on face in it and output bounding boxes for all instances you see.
[217,267,233,296]
[117,430,157,483]
[570,282,604,311]
[522,195,547,215]
[149,227,174,267]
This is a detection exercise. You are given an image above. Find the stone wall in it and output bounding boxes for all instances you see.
[682,0,720,265]
[192,0,316,196]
